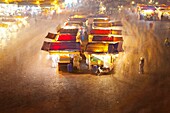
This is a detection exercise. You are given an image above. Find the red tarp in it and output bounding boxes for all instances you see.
[50,42,80,51]
[57,34,76,41]
[90,29,122,35]
[41,42,81,51]
[90,29,111,35]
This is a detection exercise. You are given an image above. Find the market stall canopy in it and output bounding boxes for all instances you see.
[45,33,77,41]
[45,32,57,39]
[57,34,76,41]
[87,14,109,18]
[85,43,119,53]
[65,21,84,26]
[41,42,81,52]
[110,21,123,26]
[90,29,111,35]
[58,28,79,35]
[92,36,123,42]
[68,18,87,22]
[90,29,122,35]
[0,23,8,28]
[0,0,62,6]
[2,18,16,22]
[93,18,110,23]
[93,22,112,27]
[92,36,114,41]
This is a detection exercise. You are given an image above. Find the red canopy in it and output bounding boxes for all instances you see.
[90,29,122,35]
[90,29,111,35]
[41,42,81,51]
[57,34,76,41]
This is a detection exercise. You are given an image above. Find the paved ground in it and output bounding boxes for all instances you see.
[0,12,169,113]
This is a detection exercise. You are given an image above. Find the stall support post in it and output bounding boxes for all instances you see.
[88,55,91,70]
[56,62,59,75]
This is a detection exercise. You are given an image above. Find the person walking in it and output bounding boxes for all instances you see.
[164,38,169,47]
[51,55,59,68]
[139,57,144,74]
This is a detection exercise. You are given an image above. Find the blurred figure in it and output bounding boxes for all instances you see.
[51,55,60,68]
[164,38,170,47]
[90,24,92,32]
[139,57,144,74]
[73,55,82,70]
[125,15,129,21]
[80,30,84,41]
[149,22,154,31]
[84,31,88,41]
[97,65,104,76]
[149,22,153,28]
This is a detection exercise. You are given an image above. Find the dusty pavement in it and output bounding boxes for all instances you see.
[0,13,170,113]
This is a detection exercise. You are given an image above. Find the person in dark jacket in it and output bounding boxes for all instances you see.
[139,57,144,74]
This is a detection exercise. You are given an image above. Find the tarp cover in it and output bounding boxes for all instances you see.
[90,29,111,35]
[111,21,123,26]
[85,43,119,53]
[41,42,81,51]
[87,14,108,18]
[45,32,57,39]
[93,23,112,27]
[69,18,87,22]
[57,34,76,41]
[93,19,110,23]
[90,29,122,35]
[92,36,114,41]
[50,42,80,51]
[58,28,78,35]
[111,30,122,35]
[41,41,51,51]
[66,22,83,26]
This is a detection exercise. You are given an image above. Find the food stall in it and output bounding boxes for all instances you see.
[41,42,81,71]
[84,42,120,75]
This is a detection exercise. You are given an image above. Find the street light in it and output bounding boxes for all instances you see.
[51,0,58,5]
[5,0,9,3]
[155,2,159,5]
[149,0,153,4]
[36,0,40,5]
[131,1,135,5]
